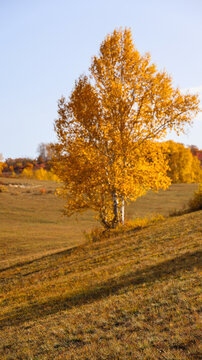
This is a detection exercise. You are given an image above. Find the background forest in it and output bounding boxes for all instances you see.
[1,141,201,184]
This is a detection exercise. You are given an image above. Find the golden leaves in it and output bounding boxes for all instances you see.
[52,28,200,228]
[164,141,202,183]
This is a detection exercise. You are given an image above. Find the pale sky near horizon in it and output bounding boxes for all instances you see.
[0,0,202,159]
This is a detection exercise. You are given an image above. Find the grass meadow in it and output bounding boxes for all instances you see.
[0,178,198,269]
[0,178,201,359]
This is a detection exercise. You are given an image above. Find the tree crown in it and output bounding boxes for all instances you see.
[53,28,200,228]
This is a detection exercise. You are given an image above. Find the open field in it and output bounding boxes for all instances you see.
[0,177,198,269]
[0,179,201,359]
[0,178,96,269]
[0,207,201,359]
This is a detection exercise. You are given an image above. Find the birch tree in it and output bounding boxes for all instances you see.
[52,28,200,228]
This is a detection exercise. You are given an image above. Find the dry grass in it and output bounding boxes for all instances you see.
[0,178,95,269]
[0,178,198,269]
[0,201,201,359]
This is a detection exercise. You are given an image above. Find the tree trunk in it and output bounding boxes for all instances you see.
[112,192,118,228]
[120,197,125,225]
[100,216,111,229]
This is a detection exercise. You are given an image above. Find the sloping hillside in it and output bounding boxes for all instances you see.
[0,178,198,270]
[0,211,201,359]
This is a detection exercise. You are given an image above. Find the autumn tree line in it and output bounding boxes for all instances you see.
[0,141,201,183]
[165,142,202,183]
[0,143,58,181]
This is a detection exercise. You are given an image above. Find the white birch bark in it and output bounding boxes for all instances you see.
[120,197,125,225]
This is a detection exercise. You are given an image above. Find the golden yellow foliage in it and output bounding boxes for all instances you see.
[52,28,200,228]
[0,162,6,175]
[21,167,34,178]
[86,214,165,242]
[164,141,202,183]
[35,168,59,181]
[21,167,59,181]
[0,184,7,193]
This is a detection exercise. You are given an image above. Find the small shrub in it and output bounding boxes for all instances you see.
[0,162,6,175]
[169,208,186,217]
[34,168,59,181]
[150,214,165,223]
[39,188,46,195]
[0,185,8,193]
[46,169,60,182]
[188,184,202,211]
[47,189,54,194]
[20,165,59,181]
[85,214,165,242]
[84,227,106,242]
[112,214,165,234]
[170,184,202,216]
[21,167,33,178]
[35,168,48,180]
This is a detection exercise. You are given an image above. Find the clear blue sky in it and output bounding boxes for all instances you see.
[0,0,202,159]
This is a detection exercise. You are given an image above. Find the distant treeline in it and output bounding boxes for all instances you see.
[163,142,202,183]
[0,141,202,183]
[0,143,58,181]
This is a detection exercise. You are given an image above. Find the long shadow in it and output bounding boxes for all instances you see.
[0,244,82,274]
[0,250,201,329]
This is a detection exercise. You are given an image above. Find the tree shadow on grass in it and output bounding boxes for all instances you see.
[0,246,81,274]
[0,250,201,329]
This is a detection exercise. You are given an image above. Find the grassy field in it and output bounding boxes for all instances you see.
[0,178,201,359]
[0,177,198,269]
[0,178,96,269]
